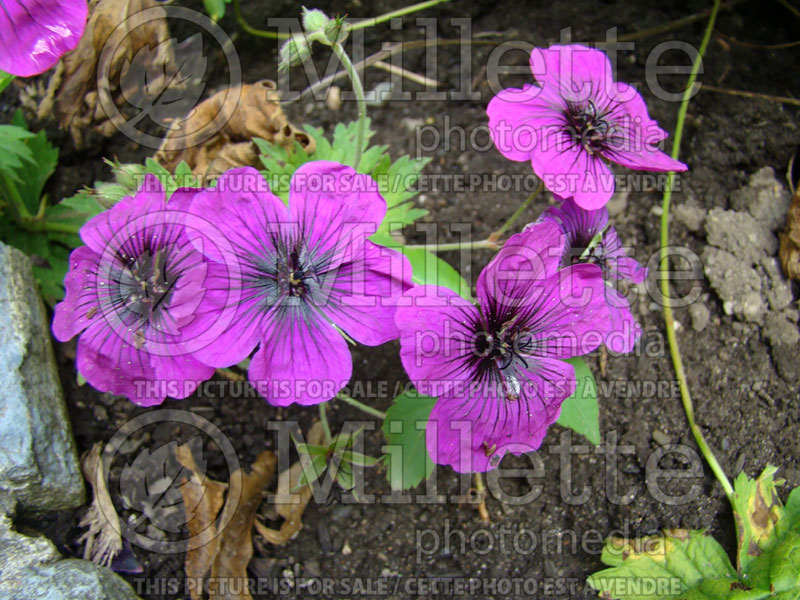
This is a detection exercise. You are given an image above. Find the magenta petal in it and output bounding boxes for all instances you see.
[289,161,386,267]
[604,286,642,354]
[527,264,611,358]
[487,83,556,162]
[320,241,412,346]
[0,0,88,77]
[426,357,576,473]
[530,44,614,103]
[250,313,352,407]
[395,285,478,399]
[477,222,565,308]
[52,246,100,341]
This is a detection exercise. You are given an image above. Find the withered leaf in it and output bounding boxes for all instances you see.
[33,0,174,147]
[155,80,315,176]
[175,442,226,600]
[119,33,207,129]
[254,422,325,546]
[78,442,122,568]
[779,186,800,280]
[210,451,277,600]
[175,448,277,600]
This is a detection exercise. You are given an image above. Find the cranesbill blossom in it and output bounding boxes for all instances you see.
[0,0,88,76]
[396,222,610,472]
[52,176,215,406]
[537,197,647,353]
[184,162,412,407]
[487,44,687,210]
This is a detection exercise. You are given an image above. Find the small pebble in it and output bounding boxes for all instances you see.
[342,540,352,555]
[326,85,342,111]
[652,430,671,446]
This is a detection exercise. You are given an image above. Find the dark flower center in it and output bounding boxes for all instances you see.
[113,247,179,339]
[278,249,310,297]
[570,242,608,275]
[470,312,536,401]
[565,100,611,154]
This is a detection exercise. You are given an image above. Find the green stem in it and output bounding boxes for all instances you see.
[659,0,733,502]
[231,0,288,39]
[319,403,332,443]
[0,70,14,96]
[23,219,81,235]
[403,238,500,252]
[331,42,367,170]
[489,179,544,241]
[336,393,386,420]
[347,0,450,31]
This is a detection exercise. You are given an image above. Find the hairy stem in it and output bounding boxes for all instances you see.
[348,0,450,31]
[403,238,500,252]
[332,42,368,169]
[336,393,387,420]
[319,403,332,443]
[659,0,733,502]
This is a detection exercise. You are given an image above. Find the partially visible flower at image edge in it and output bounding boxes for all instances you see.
[537,196,648,353]
[182,161,413,407]
[395,222,611,472]
[486,44,688,210]
[0,0,88,77]
[52,175,215,406]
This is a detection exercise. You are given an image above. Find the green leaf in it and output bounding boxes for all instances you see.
[588,469,800,600]
[371,235,472,300]
[342,451,379,467]
[555,357,600,445]
[587,529,738,600]
[295,453,328,489]
[0,124,35,181]
[0,70,14,95]
[731,466,786,573]
[32,244,70,305]
[381,390,436,491]
[15,128,59,216]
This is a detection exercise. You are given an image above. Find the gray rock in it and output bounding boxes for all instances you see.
[705,208,778,265]
[730,167,792,231]
[702,247,766,323]
[759,257,795,312]
[674,200,705,232]
[762,310,800,348]
[689,302,711,332]
[0,514,142,600]
[0,242,84,511]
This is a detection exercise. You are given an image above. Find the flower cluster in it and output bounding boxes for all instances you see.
[54,162,412,406]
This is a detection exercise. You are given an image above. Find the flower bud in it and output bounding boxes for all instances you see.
[278,35,311,71]
[302,7,330,33]
[324,17,349,45]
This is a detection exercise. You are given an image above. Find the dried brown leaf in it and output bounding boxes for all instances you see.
[175,443,227,600]
[33,0,173,147]
[78,443,122,568]
[779,187,800,280]
[254,422,325,546]
[155,80,315,176]
[209,451,277,600]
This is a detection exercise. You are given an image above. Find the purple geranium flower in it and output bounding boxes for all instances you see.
[0,0,88,77]
[537,196,648,353]
[183,162,412,407]
[487,44,687,210]
[52,176,215,406]
[396,222,610,472]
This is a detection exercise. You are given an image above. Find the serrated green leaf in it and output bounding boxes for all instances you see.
[381,390,436,491]
[731,466,785,573]
[588,530,738,600]
[15,129,59,216]
[555,357,600,445]
[0,124,35,182]
[32,244,70,305]
[342,451,379,467]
